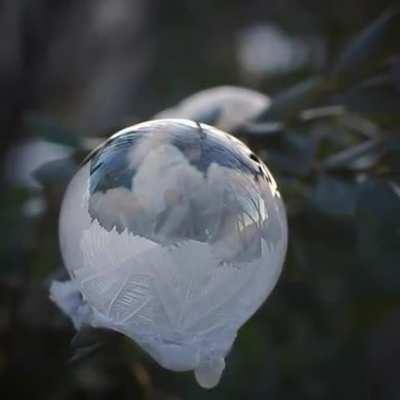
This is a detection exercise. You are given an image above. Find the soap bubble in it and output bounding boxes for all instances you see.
[50,119,287,388]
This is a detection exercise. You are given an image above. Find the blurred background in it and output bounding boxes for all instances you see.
[1,0,400,399]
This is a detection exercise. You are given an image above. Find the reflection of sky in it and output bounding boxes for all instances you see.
[87,120,264,195]
[85,120,281,262]
[227,172,267,229]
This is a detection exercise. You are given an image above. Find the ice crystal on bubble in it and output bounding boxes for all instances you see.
[50,119,287,388]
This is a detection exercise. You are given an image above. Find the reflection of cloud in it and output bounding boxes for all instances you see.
[133,143,204,215]
[89,132,205,239]
[207,163,266,262]
[89,133,279,263]
[89,187,151,233]
[154,86,270,131]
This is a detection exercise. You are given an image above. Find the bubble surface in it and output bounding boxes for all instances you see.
[51,119,288,388]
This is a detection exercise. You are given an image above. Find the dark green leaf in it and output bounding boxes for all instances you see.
[332,8,400,84]
[69,327,122,364]
[254,77,329,122]
[32,157,77,187]
[310,175,357,218]
[237,121,284,137]
[266,132,316,176]
[338,75,400,120]
[383,136,400,174]
[356,180,400,291]
[24,113,83,148]
[321,139,382,171]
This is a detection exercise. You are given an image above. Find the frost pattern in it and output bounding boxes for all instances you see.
[51,119,288,389]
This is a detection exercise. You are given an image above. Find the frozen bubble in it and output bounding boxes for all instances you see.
[195,357,225,389]
[50,119,287,388]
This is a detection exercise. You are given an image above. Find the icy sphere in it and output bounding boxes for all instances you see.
[50,119,287,388]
